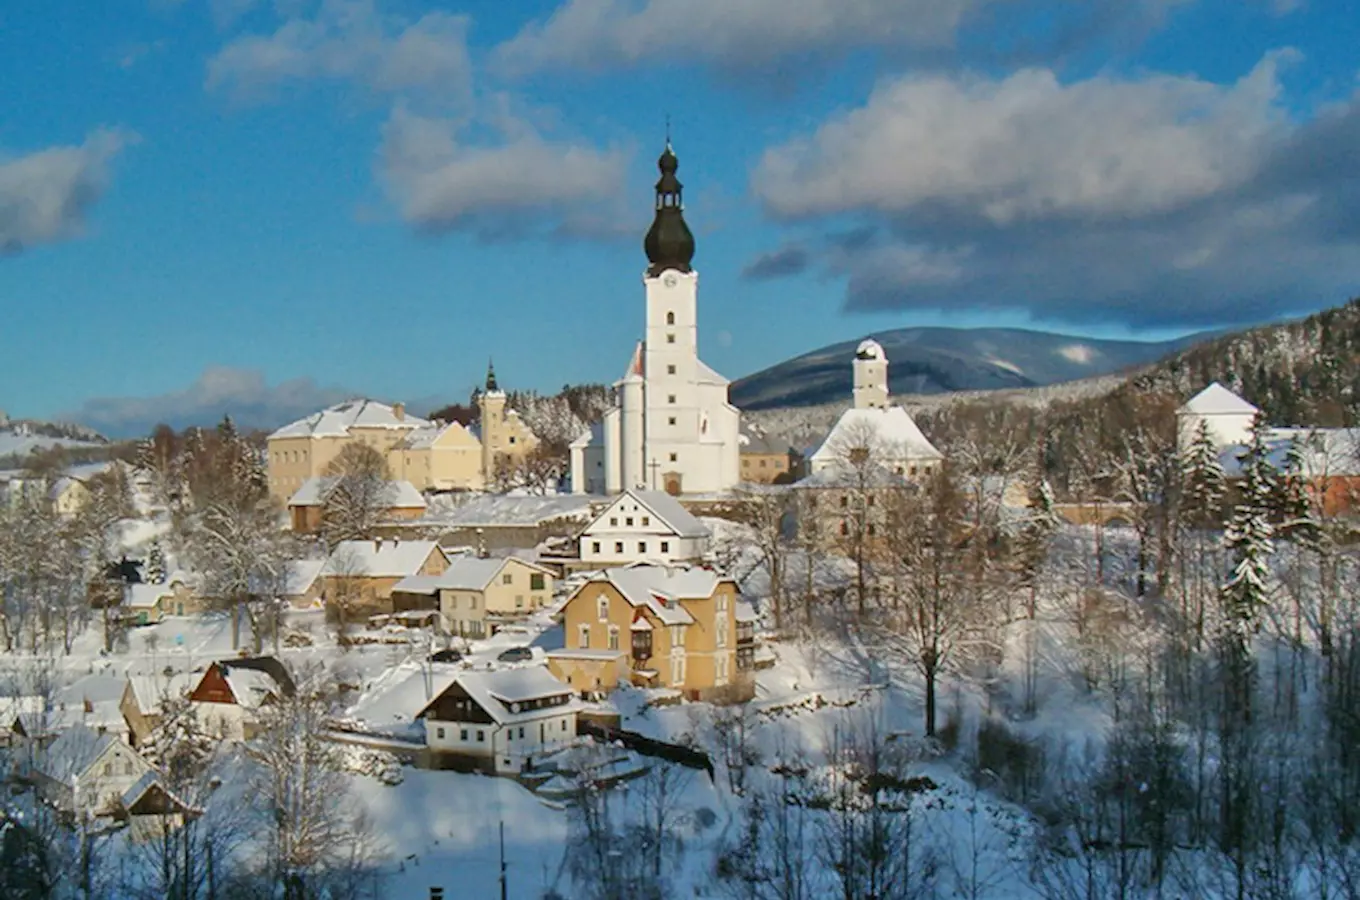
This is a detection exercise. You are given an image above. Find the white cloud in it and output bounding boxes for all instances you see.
[377,105,629,238]
[65,366,357,437]
[755,52,1293,224]
[495,0,982,75]
[206,0,472,103]
[743,52,1360,329]
[0,130,134,255]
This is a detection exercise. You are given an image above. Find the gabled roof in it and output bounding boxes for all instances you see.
[811,406,943,466]
[124,582,178,610]
[585,490,710,539]
[0,695,44,727]
[417,667,575,726]
[269,399,429,440]
[1219,427,1360,478]
[396,556,553,594]
[120,771,200,816]
[281,559,324,596]
[198,657,297,709]
[126,674,195,713]
[583,562,732,626]
[1181,382,1258,416]
[396,421,477,450]
[739,425,789,456]
[37,726,118,785]
[287,477,426,509]
[322,539,445,578]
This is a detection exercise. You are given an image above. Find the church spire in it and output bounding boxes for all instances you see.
[485,358,498,392]
[643,136,695,278]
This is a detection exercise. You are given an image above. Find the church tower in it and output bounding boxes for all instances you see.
[642,141,700,493]
[853,339,889,409]
[478,359,506,484]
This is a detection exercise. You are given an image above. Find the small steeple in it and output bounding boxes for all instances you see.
[644,134,695,277]
[485,358,499,393]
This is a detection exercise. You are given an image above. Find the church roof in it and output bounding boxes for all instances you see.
[644,141,696,277]
[1181,383,1258,416]
[695,359,729,386]
[810,406,943,465]
[856,338,885,361]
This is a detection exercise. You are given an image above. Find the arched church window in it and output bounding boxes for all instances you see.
[666,311,675,325]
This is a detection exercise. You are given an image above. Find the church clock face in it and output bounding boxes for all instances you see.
[663,273,677,288]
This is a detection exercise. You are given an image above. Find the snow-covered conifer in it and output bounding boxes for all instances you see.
[1181,419,1225,527]
[1272,436,1320,548]
[146,540,166,585]
[1220,413,1276,634]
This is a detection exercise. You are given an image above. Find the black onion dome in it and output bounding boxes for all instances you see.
[644,142,695,277]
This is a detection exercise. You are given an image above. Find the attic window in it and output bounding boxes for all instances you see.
[642,517,650,526]
[626,517,634,526]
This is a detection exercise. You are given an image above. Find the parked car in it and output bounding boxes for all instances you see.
[497,646,533,663]
[429,648,463,664]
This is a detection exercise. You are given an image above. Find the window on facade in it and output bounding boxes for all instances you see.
[477,730,485,742]
[502,573,513,585]
[626,517,634,526]
[460,729,468,740]
[592,541,601,554]
[608,626,620,651]
[669,453,678,462]
[671,624,685,647]
[668,417,676,426]
[716,654,729,684]
[759,459,767,468]
[519,727,525,739]
[867,495,875,507]
[507,730,513,742]
[578,624,590,648]
[437,727,445,739]
[660,541,669,553]
[638,541,647,553]
[509,436,516,444]
[667,364,676,375]
[610,516,618,526]
[530,573,545,590]
[470,597,477,609]
[597,596,609,620]
[667,333,675,344]
[614,541,624,554]
[668,394,676,404]
[666,311,675,324]
[563,720,568,731]
[641,516,650,526]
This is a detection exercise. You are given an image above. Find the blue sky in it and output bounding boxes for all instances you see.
[2,0,1358,435]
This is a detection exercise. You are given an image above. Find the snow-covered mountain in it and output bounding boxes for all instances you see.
[730,326,1208,410]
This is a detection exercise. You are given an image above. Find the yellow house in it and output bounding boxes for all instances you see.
[266,367,539,502]
[551,563,754,702]
[393,555,555,638]
[123,577,201,626]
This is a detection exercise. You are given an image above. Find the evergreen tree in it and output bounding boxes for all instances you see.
[146,540,166,585]
[1272,436,1320,548]
[1180,419,1226,528]
[1221,413,1276,635]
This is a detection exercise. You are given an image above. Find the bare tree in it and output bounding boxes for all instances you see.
[734,485,794,634]
[186,498,291,653]
[321,443,395,549]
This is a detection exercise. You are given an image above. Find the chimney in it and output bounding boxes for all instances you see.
[393,402,405,421]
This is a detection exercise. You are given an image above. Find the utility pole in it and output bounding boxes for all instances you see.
[499,820,508,900]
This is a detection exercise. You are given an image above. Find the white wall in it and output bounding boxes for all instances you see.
[1177,410,1255,454]
[424,712,576,772]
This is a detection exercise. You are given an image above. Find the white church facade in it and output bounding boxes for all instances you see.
[570,143,741,497]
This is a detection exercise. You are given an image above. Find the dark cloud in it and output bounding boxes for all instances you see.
[741,245,811,280]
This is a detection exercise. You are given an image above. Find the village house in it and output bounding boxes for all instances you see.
[266,369,538,502]
[0,695,45,748]
[122,576,201,626]
[416,667,579,774]
[31,725,155,816]
[120,673,196,748]
[286,476,428,533]
[279,558,325,609]
[391,555,555,638]
[739,426,799,484]
[116,771,202,841]
[576,489,713,569]
[188,657,295,741]
[319,538,450,617]
[550,562,754,702]
[1180,382,1360,516]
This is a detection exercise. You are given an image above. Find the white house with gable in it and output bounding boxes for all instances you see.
[416,667,579,773]
[32,725,155,815]
[570,142,741,498]
[1176,382,1261,454]
[577,488,712,566]
[809,339,944,479]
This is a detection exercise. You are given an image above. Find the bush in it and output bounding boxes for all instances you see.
[975,716,1043,804]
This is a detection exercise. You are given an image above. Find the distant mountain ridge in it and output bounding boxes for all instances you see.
[730,326,1210,410]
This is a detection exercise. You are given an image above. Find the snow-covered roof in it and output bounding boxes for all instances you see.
[856,338,885,361]
[288,477,426,509]
[390,574,444,595]
[322,539,445,578]
[37,726,118,785]
[735,600,759,623]
[587,563,732,626]
[810,406,943,466]
[268,399,429,440]
[282,559,324,596]
[436,557,508,591]
[124,582,177,610]
[1219,427,1360,478]
[0,695,44,727]
[547,648,626,661]
[1181,383,1259,416]
[397,422,467,450]
[695,359,729,386]
[738,426,787,456]
[586,489,710,539]
[795,461,912,490]
[224,668,280,710]
[126,674,195,713]
[419,666,576,726]
[426,493,593,527]
[120,771,199,815]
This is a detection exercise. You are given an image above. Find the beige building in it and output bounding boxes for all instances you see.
[266,366,538,502]
[286,477,428,533]
[550,563,755,702]
[739,427,797,484]
[392,555,555,638]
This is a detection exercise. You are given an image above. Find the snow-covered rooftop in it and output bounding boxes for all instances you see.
[1181,382,1259,416]
[809,406,943,467]
[585,489,710,539]
[125,674,195,713]
[282,559,324,596]
[288,476,426,509]
[1219,427,1360,478]
[425,493,593,527]
[269,399,430,440]
[37,725,118,785]
[323,539,445,578]
[420,667,575,727]
[587,562,731,626]
[856,338,885,360]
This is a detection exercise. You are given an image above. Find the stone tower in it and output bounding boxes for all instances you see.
[853,339,889,410]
